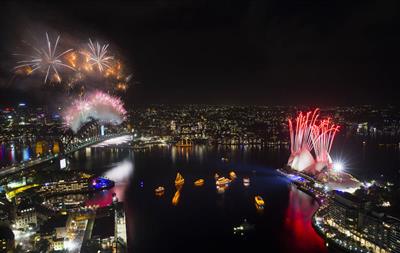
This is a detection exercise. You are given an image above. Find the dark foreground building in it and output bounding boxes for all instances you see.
[325,191,400,253]
[0,224,14,253]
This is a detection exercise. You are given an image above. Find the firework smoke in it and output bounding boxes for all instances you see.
[63,91,127,132]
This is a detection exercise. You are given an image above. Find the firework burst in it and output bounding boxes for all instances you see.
[287,109,340,172]
[63,90,127,132]
[14,32,75,83]
[83,39,114,72]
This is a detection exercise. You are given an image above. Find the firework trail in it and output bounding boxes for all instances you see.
[287,109,340,172]
[311,118,340,163]
[14,32,75,83]
[63,91,127,132]
[288,108,319,154]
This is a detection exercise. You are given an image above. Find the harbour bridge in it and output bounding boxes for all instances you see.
[0,121,131,178]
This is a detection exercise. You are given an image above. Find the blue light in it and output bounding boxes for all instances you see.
[287,174,305,182]
[91,177,114,190]
[22,147,30,161]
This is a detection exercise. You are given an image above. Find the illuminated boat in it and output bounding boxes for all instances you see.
[233,219,255,235]
[216,177,231,186]
[155,186,165,196]
[255,196,264,206]
[243,177,250,187]
[91,177,115,190]
[194,179,204,186]
[229,171,237,180]
[175,173,185,186]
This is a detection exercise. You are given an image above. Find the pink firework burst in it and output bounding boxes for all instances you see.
[287,109,340,172]
[63,91,127,132]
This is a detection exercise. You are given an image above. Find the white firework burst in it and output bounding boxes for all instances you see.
[86,39,114,72]
[14,32,75,83]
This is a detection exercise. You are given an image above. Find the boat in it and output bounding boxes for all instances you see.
[255,195,264,206]
[229,171,237,180]
[243,177,250,187]
[221,157,229,162]
[233,219,255,235]
[175,173,185,187]
[194,179,204,186]
[216,177,231,186]
[155,186,165,196]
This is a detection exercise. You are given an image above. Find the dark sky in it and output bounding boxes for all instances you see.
[1,0,400,106]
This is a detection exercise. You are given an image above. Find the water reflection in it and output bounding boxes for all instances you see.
[86,159,134,207]
[282,186,327,252]
[10,144,15,163]
[0,144,4,162]
[85,147,91,158]
[171,145,206,164]
[22,146,31,161]
[171,190,181,206]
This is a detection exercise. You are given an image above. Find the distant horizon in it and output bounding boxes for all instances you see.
[1,0,400,106]
[1,101,398,109]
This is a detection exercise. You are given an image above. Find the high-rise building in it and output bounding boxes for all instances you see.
[113,194,127,252]
[326,191,400,253]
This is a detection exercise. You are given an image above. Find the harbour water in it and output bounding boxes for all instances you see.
[71,145,327,252]
[2,139,399,252]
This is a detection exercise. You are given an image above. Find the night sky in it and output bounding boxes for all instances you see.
[1,0,399,106]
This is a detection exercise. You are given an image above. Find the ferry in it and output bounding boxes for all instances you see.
[175,172,185,187]
[243,177,250,187]
[194,179,204,186]
[229,171,237,180]
[216,177,231,186]
[155,186,165,196]
[254,195,264,206]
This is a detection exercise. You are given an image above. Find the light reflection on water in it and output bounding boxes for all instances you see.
[85,158,134,207]
[22,146,30,161]
[118,145,326,252]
